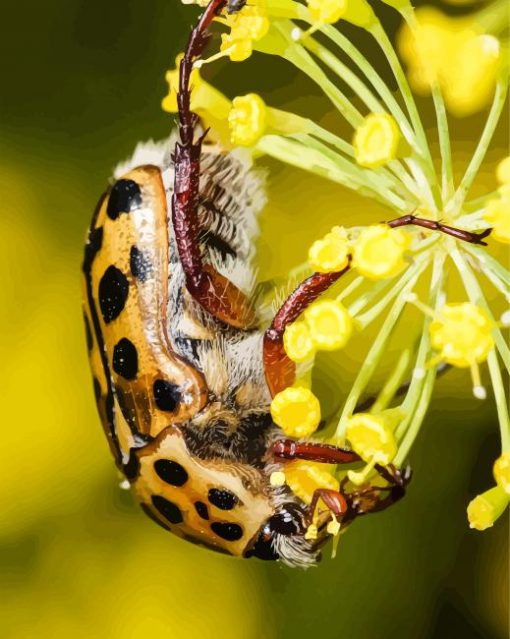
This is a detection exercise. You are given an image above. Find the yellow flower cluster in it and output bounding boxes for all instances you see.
[484,156,510,244]
[398,8,501,117]
[283,300,352,362]
[309,224,410,281]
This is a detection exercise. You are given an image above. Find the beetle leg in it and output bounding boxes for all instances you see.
[386,214,492,245]
[263,264,351,395]
[271,438,361,464]
[173,0,256,329]
[306,488,348,526]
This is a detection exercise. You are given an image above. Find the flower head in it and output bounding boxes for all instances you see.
[351,225,410,280]
[493,452,510,494]
[270,386,321,437]
[484,189,510,244]
[308,226,350,273]
[304,299,352,351]
[430,303,494,368]
[228,93,267,146]
[283,321,316,363]
[353,113,403,168]
[306,0,347,26]
[467,486,510,530]
[345,411,400,466]
[285,460,339,504]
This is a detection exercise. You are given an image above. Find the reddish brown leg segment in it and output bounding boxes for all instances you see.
[173,0,255,329]
[307,488,348,525]
[263,266,351,395]
[271,439,360,465]
[386,214,492,245]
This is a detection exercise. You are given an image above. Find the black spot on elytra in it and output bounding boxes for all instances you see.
[208,488,239,511]
[82,226,103,273]
[107,179,142,220]
[210,522,243,542]
[154,459,188,487]
[98,265,129,323]
[194,501,209,520]
[153,379,181,412]
[84,313,93,351]
[112,337,138,380]
[140,503,171,531]
[151,495,183,524]
[130,245,153,283]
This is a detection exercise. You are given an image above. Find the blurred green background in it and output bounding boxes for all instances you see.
[0,1,508,637]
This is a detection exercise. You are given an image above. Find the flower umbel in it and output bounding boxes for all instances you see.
[176,0,510,538]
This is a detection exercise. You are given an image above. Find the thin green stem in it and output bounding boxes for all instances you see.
[487,350,510,452]
[370,347,414,414]
[334,265,424,441]
[371,18,441,210]
[320,23,417,151]
[431,85,454,201]
[448,78,509,215]
[395,254,445,463]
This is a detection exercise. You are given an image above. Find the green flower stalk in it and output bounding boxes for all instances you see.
[169,0,510,534]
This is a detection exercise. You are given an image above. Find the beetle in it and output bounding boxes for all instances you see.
[82,0,492,567]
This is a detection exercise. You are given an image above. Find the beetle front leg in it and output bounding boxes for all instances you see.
[173,0,256,329]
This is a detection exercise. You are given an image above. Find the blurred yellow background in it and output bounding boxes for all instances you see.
[0,1,508,638]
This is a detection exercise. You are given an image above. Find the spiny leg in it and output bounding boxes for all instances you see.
[173,0,255,329]
[386,214,492,245]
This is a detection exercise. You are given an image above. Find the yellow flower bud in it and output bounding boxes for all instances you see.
[283,321,316,363]
[228,93,267,146]
[353,113,403,168]
[484,191,510,244]
[227,6,270,41]
[429,303,494,368]
[270,387,321,438]
[306,0,347,25]
[467,486,510,531]
[351,225,410,280]
[220,33,253,62]
[345,411,399,465]
[494,452,510,495]
[284,460,339,504]
[308,226,350,273]
[304,300,352,351]
[496,157,510,185]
